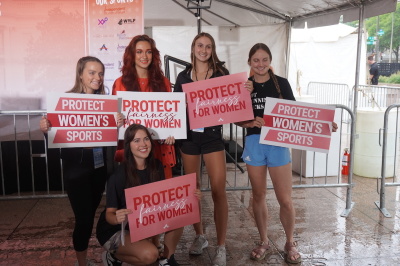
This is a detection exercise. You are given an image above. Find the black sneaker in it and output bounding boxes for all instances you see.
[159,254,180,266]
[102,251,122,266]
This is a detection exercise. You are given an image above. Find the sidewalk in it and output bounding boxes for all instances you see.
[1,162,400,265]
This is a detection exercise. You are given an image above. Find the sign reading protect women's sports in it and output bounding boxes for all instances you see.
[118,91,186,140]
[260,98,335,153]
[125,173,199,243]
[46,93,118,148]
[182,72,253,129]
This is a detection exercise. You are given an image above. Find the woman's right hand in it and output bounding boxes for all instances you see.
[115,209,133,224]
[40,116,50,134]
[249,116,265,128]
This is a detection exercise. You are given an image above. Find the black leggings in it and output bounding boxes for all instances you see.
[63,150,107,252]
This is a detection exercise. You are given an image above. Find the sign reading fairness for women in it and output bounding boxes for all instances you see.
[46,93,118,148]
[125,173,199,243]
[260,98,335,153]
[118,91,186,140]
[182,72,253,129]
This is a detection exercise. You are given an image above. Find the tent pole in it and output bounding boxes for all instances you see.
[286,19,292,78]
[353,2,365,118]
[197,8,202,34]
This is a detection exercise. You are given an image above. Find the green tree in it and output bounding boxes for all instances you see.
[365,3,400,62]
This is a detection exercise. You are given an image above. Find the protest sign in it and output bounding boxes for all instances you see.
[125,173,199,243]
[46,93,118,148]
[118,91,186,140]
[260,98,335,153]
[182,72,253,129]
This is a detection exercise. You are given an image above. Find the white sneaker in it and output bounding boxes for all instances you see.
[212,246,226,266]
[189,235,209,255]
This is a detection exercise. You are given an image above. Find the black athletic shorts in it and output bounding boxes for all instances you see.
[179,126,225,155]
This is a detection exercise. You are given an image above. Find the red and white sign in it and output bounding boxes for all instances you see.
[118,91,186,140]
[125,173,199,243]
[46,93,118,148]
[260,98,335,153]
[182,72,253,129]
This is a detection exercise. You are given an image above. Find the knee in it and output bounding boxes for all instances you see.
[211,187,227,202]
[279,198,294,211]
[252,189,267,203]
[137,248,158,265]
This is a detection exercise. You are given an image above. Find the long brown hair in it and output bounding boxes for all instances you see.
[123,124,161,187]
[68,56,105,94]
[121,35,167,92]
[248,43,282,96]
[189,32,226,76]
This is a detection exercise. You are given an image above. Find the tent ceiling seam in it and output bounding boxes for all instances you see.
[213,0,289,22]
[250,0,289,20]
[203,9,240,27]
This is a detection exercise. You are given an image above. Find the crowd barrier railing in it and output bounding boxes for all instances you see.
[375,103,400,217]
[356,84,400,110]
[0,105,355,217]
[0,110,66,200]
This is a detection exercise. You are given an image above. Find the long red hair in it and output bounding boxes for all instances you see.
[121,35,167,92]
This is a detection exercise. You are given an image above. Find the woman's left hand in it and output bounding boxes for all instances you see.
[115,113,124,128]
[244,80,254,93]
[332,121,338,132]
[194,189,202,200]
[164,136,175,145]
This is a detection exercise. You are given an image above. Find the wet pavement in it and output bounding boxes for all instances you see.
[1,162,400,266]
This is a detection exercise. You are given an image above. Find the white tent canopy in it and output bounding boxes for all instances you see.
[144,0,397,28]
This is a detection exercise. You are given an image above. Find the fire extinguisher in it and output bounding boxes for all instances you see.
[341,148,350,175]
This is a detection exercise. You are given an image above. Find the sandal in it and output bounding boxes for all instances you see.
[250,241,271,261]
[284,242,302,264]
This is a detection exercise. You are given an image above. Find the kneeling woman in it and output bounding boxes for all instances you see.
[96,124,183,266]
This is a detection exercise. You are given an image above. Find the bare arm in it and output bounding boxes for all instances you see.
[105,207,132,225]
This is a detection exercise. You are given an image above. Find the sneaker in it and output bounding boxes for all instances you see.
[159,254,180,266]
[189,235,209,255]
[102,251,122,266]
[74,259,97,266]
[212,246,226,266]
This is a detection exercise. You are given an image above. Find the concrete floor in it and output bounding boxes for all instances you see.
[1,162,400,266]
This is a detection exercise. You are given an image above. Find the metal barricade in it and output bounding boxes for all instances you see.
[0,110,66,200]
[356,84,400,110]
[201,105,356,217]
[307,82,352,107]
[307,82,352,124]
[375,104,400,217]
[1,103,355,217]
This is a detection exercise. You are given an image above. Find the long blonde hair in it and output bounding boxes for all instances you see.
[189,32,226,76]
[68,56,105,94]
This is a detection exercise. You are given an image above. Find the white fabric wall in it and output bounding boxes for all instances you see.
[288,24,367,96]
[151,24,288,83]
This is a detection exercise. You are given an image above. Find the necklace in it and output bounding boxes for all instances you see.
[253,77,268,87]
[195,67,210,81]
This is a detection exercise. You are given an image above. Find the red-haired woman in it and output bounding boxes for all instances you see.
[112,34,175,179]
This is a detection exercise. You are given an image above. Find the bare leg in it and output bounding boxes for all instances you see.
[268,163,295,243]
[180,151,203,235]
[114,236,158,265]
[75,250,87,266]
[203,150,228,246]
[247,165,268,244]
[163,227,184,258]
[268,163,300,262]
